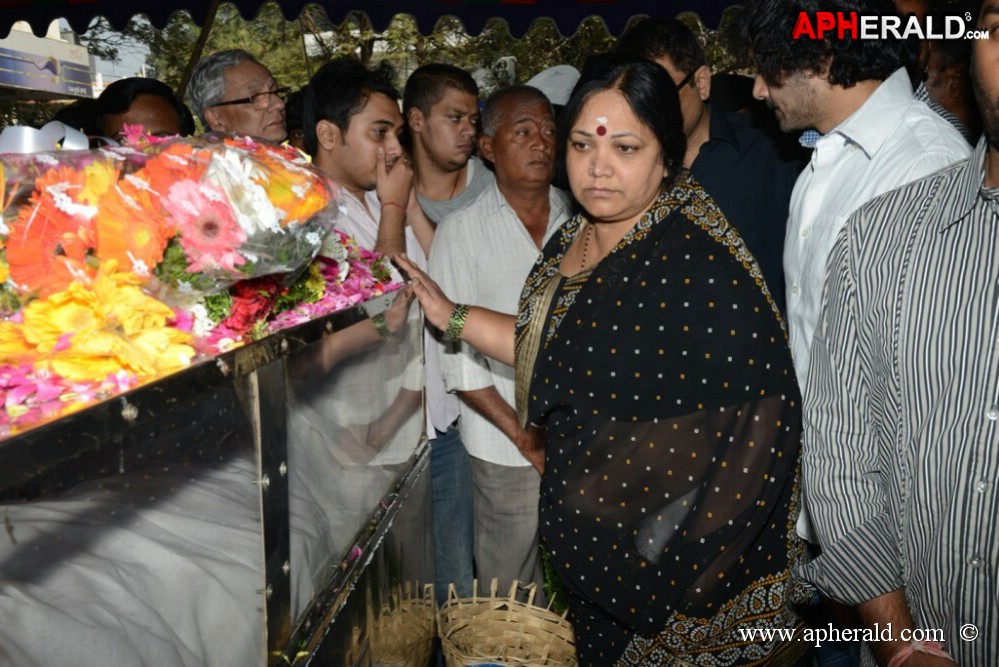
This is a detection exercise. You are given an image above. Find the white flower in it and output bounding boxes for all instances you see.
[204,148,281,236]
[99,148,128,161]
[305,231,321,247]
[177,281,193,294]
[124,173,154,193]
[127,251,150,277]
[190,304,214,338]
[321,235,349,262]
[47,182,98,220]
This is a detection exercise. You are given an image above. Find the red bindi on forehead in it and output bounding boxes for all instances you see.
[596,125,607,136]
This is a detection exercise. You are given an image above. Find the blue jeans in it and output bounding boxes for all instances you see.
[430,425,474,606]
[808,590,862,667]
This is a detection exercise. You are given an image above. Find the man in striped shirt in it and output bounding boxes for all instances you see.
[799,4,999,663]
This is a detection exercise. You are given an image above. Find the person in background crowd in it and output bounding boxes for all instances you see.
[797,1,998,662]
[187,49,288,143]
[427,85,569,603]
[95,77,195,141]
[283,88,307,152]
[400,63,483,606]
[526,64,581,192]
[617,16,801,316]
[403,63,494,226]
[915,7,981,144]
[398,57,807,666]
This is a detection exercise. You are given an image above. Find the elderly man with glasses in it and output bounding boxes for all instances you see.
[187,49,288,143]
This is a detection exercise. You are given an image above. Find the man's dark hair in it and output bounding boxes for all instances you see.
[925,2,976,69]
[96,77,196,136]
[284,88,305,133]
[49,98,98,134]
[560,58,685,190]
[616,17,707,76]
[402,63,478,117]
[742,0,914,87]
[302,58,398,156]
[480,85,552,137]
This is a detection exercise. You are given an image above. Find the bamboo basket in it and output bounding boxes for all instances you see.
[368,582,436,667]
[437,579,577,667]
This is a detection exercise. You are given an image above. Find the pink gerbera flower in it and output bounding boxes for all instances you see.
[163,180,247,274]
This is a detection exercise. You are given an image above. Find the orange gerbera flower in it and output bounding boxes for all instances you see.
[136,142,209,199]
[5,193,94,298]
[253,152,331,224]
[34,165,86,198]
[93,178,173,275]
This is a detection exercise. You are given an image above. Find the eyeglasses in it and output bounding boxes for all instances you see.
[210,87,291,110]
[675,70,696,89]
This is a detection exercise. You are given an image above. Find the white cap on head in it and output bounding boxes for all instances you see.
[526,65,581,106]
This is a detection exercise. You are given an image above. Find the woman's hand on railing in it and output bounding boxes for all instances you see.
[392,254,455,332]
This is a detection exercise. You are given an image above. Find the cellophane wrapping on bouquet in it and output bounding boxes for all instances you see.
[0,132,391,436]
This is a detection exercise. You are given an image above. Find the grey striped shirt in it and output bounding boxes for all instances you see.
[799,137,998,665]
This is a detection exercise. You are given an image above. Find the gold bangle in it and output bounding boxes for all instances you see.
[372,312,392,339]
[443,303,470,342]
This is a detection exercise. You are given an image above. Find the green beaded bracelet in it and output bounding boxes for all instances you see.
[372,312,392,339]
[443,303,470,342]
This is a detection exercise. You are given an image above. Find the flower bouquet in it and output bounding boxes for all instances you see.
[0,131,337,307]
[0,131,356,436]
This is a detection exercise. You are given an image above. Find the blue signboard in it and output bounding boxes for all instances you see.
[0,44,92,98]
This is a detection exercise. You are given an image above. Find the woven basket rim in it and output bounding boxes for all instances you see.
[437,579,577,667]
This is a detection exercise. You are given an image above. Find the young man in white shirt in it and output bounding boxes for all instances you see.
[302,58,468,602]
[743,1,970,663]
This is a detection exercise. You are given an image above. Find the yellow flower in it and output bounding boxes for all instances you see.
[80,160,119,206]
[49,354,128,382]
[0,321,32,364]
[132,328,194,373]
[18,261,194,382]
[0,255,8,284]
[21,283,102,352]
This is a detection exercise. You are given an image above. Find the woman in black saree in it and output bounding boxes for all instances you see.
[397,58,807,666]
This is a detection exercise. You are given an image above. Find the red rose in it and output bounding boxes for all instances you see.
[221,277,280,334]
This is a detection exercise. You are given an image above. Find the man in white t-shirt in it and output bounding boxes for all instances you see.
[403,63,496,226]
[402,63,489,603]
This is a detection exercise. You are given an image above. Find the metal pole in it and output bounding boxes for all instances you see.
[176,0,222,98]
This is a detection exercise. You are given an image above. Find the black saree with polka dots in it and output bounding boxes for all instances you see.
[515,173,809,666]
